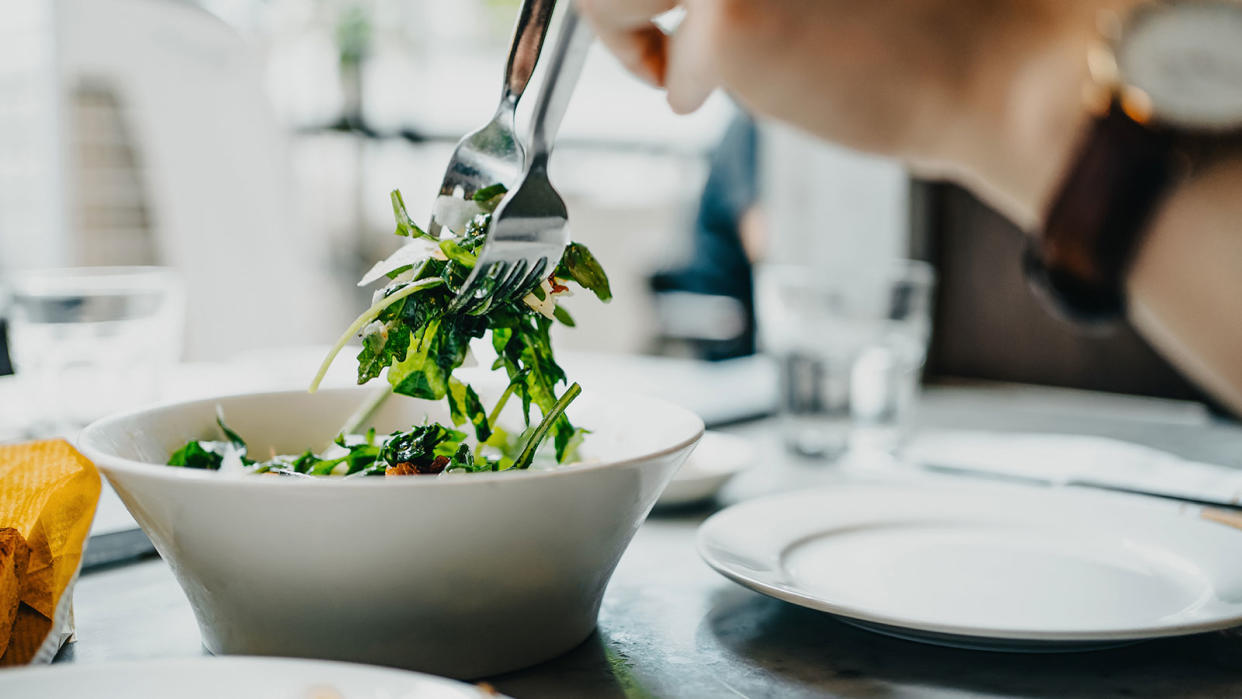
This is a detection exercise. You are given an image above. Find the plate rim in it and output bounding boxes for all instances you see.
[697,483,1242,643]
[657,431,755,506]
[0,656,501,695]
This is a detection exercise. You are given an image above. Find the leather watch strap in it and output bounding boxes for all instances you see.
[1025,97,1182,325]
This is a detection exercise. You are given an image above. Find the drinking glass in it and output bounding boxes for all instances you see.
[5,266,185,436]
[757,261,936,458]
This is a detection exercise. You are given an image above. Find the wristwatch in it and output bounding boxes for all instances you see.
[1026,0,1242,325]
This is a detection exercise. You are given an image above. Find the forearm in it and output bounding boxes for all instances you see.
[1127,154,1242,414]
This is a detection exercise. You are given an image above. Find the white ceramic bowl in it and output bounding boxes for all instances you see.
[79,386,703,678]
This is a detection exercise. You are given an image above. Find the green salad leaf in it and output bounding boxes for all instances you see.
[168,440,223,470]
[168,386,581,477]
[309,184,610,470]
[174,182,609,478]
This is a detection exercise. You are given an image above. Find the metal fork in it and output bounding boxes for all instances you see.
[427,0,557,238]
[449,7,594,314]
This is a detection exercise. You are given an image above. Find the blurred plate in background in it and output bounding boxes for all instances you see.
[657,431,755,507]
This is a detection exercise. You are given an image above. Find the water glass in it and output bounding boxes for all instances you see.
[757,261,936,458]
[5,266,185,436]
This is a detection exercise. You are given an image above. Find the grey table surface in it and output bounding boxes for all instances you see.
[50,383,1242,698]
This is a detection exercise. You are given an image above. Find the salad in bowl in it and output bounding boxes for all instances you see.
[168,185,610,479]
[78,187,703,678]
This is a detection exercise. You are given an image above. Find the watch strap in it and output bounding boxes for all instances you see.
[1026,97,1179,325]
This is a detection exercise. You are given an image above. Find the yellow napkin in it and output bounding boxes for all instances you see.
[0,440,100,665]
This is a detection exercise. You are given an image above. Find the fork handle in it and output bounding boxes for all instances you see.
[527,6,594,164]
[502,0,558,105]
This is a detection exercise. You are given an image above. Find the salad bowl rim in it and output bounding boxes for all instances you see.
[78,385,705,489]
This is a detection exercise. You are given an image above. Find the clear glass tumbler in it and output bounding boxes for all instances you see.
[757,261,936,458]
[5,266,185,436]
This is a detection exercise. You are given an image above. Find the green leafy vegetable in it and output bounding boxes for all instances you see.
[312,186,610,468]
[168,440,223,470]
[390,189,429,239]
[555,242,612,302]
[166,386,579,477]
[174,182,608,479]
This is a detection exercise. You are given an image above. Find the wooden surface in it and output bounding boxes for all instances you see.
[53,384,1242,698]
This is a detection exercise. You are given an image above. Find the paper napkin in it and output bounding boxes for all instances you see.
[0,440,100,665]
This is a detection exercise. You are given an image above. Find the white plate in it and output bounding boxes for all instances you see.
[698,482,1242,651]
[657,431,755,506]
[0,657,503,698]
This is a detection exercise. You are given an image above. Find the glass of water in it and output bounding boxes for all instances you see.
[5,266,185,436]
[757,261,935,458]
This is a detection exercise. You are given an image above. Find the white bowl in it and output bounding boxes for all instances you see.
[79,386,703,678]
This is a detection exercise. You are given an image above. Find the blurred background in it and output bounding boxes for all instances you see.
[0,0,1208,406]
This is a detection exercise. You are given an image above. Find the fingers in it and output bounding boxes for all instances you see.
[664,4,719,113]
[578,0,675,27]
[592,20,670,87]
[577,0,720,110]
[578,0,676,85]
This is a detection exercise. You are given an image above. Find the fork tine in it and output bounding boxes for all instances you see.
[450,261,504,315]
[495,259,529,303]
[517,257,550,302]
[523,257,549,297]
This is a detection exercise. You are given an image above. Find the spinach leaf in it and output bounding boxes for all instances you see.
[555,242,612,302]
[168,441,223,470]
[314,185,611,471]
[390,189,429,239]
[447,377,492,442]
[378,423,473,475]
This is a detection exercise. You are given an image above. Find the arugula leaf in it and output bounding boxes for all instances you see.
[378,423,473,475]
[357,320,411,384]
[553,305,575,327]
[438,239,478,267]
[447,377,492,442]
[215,414,247,453]
[390,189,429,239]
[311,185,612,471]
[555,242,612,302]
[168,441,223,469]
[512,382,582,470]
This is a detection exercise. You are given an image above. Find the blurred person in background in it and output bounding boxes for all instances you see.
[650,111,762,360]
[578,0,1242,414]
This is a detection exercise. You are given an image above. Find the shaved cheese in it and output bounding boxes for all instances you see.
[524,291,557,319]
[432,195,485,235]
[357,239,439,287]
[218,444,248,475]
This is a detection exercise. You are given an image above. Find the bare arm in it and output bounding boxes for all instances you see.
[1128,156,1242,413]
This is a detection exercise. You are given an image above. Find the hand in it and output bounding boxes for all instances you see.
[577,0,1136,227]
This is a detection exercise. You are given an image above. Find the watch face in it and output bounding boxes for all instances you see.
[1117,0,1242,129]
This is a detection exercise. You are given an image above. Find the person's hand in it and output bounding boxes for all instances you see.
[576,0,1138,227]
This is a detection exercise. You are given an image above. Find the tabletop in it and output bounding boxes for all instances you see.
[50,382,1242,698]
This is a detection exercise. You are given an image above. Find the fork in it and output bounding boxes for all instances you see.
[427,0,557,238]
[449,7,594,314]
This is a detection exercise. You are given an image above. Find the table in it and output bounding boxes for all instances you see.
[52,383,1242,698]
